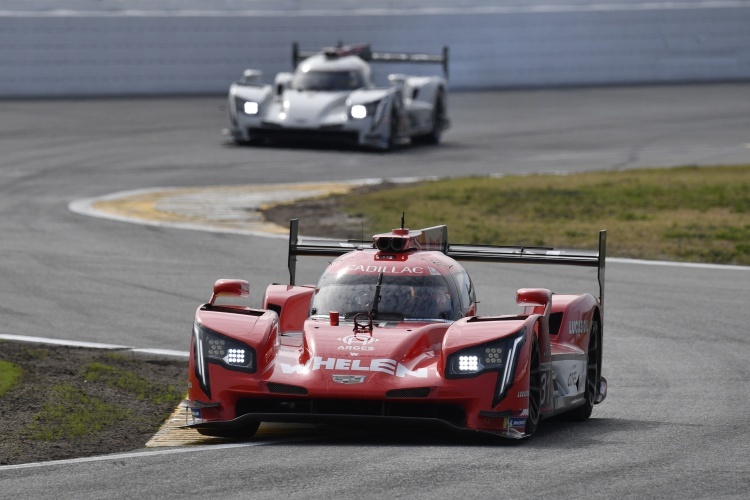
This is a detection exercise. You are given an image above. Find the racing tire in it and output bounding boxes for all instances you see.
[567,316,601,421]
[385,109,399,151]
[525,337,542,437]
[197,421,260,438]
[412,89,445,145]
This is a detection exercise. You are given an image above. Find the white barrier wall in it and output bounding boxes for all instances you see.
[1,1,749,96]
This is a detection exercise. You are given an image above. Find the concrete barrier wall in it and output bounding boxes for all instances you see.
[1,1,749,96]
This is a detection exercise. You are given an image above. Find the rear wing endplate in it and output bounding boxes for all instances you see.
[288,219,372,286]
[288,219,606,307]
[292,43,449,78]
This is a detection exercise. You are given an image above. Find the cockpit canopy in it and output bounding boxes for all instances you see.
[310,272,460,322]
[292,69,367,91]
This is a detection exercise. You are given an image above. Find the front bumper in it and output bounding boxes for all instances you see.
[180,396,530,439]
[228,116,389,149]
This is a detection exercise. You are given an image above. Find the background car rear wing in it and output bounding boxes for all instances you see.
[292,42,450,78]
[287,219,606,307]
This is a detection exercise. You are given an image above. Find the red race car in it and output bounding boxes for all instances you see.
[182,219,608,439]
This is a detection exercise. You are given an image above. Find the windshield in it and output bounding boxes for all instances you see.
[310,273,458,321]
[292,70,366,91]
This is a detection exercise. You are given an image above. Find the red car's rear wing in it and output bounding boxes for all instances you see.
[292,42,450,78]
[287,219,606,307]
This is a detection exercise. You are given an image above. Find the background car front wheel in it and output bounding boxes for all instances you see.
[384,109,399,151]
[412,89,445,145]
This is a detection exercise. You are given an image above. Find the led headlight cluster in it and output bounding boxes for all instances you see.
[448,340,513,377]
[193,322,256,398]
[458,355,479,372]
[349,100,383,122]
[235,97,260,115]
[446,330,526,406]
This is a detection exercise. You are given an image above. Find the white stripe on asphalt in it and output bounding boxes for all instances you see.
[608,257,750,271]
[0,441,280,471]
[0,334,190,357]
[0,334,130,350]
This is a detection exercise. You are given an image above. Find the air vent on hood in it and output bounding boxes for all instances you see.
[386,387,432,398]
[266,382,309,395]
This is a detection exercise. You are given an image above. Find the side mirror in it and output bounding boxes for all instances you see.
[516,288,552,307]
[240,69,263,85]
[210,279,249,306]
[274,72,293,96]
[388,73,407,86]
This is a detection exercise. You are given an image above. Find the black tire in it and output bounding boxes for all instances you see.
[384,109,399,151]
[412,89,445,145]
[568,316,601,421]
[197,421,260,438]
[525,337,542,436]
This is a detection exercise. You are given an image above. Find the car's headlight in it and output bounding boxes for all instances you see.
[243,102,259,115]
[235,97,260,115]
[349,101,381,120]
[193,322,256,398]
[446,329,526,405]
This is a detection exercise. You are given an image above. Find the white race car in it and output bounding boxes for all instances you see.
[226,43,450,150]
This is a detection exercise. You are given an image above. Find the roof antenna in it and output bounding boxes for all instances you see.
[401,212,405,229]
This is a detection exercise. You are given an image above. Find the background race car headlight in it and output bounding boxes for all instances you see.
[351,104,367,119]
[235,97,260,115]
[243,101,259,115]
[349,101,381,120]
[193,322,256,399]
[446,329,526,406]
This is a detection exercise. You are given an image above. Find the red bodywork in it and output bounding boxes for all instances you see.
[184,221,607,439]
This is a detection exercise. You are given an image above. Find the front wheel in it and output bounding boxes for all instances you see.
[384,109,399,151]
[568,316,601,421]
[412,89,445,145]
[525,338,542,436]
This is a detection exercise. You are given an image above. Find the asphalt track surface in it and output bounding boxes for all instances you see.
[1,84,749,498]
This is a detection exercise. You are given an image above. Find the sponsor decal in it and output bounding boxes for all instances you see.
[568,371,579,387]
[280,357,427,378]
[428,267,440,276]
[540,371,551,406]
[519,409,529,417]
[568,319,590,335]
[517,391,529,398]
[508,418,526,428]
[190,408,202,419]
[337,335,379,351]
[343,264,426,275]
[332,375,367,384]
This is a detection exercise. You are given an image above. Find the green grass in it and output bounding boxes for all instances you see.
[84,361,184,405]
[341,165,750,265]
[25,384,132,440]
[0,360,23,397]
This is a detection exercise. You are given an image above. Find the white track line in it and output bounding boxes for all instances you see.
[608,257,750,271]
[0,442,280,471]
[0,334,189,357]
